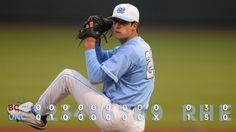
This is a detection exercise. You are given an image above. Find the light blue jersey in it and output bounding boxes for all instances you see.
[95,36,155,109]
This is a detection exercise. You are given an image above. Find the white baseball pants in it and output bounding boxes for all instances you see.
[36,69,145,132]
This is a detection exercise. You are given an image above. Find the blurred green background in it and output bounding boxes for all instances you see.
[0,0,236,129]
[0,24,235,128]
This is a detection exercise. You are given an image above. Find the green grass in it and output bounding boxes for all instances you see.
[0,24,235,128]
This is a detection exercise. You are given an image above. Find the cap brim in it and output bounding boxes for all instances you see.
[108,15,134,22]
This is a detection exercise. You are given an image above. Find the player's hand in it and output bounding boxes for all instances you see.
[83,21,96,50]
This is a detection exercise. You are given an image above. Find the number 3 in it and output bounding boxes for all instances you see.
[145,50,154,79]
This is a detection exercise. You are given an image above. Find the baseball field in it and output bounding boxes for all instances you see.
[0,23,235,132]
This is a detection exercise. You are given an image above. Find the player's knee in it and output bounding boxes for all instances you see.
[61,68,82,77]
[61,68,73,75]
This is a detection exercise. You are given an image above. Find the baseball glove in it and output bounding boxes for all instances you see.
[78,15,113,43]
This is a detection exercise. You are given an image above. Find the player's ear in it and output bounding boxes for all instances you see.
[131,22,139,33]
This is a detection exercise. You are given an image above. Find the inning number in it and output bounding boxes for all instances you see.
[145,50,154,79]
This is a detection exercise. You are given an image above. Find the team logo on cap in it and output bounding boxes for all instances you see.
[116,7,125,14]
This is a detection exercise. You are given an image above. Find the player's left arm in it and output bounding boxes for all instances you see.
[83,37,133,84]
[83,37,112,84]
[95,43,114,63]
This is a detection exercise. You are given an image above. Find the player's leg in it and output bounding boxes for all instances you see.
[8,68,109,130]
[36,68,145,131]
[102,103,145,132]
[8,68,144,131]
[35,69,110,127]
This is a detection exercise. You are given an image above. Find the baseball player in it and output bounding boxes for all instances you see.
[8,3,155,132]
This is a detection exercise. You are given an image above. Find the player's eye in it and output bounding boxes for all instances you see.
[113,18,129,25]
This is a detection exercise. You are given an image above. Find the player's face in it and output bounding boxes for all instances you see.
[112,18,138,43]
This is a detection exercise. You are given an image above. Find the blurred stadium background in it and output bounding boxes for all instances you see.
[0,0,236,131]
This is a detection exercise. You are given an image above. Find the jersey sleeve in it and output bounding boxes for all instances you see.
[85,49,112,84]
[95,43,114,63]
[101,46,134,83]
